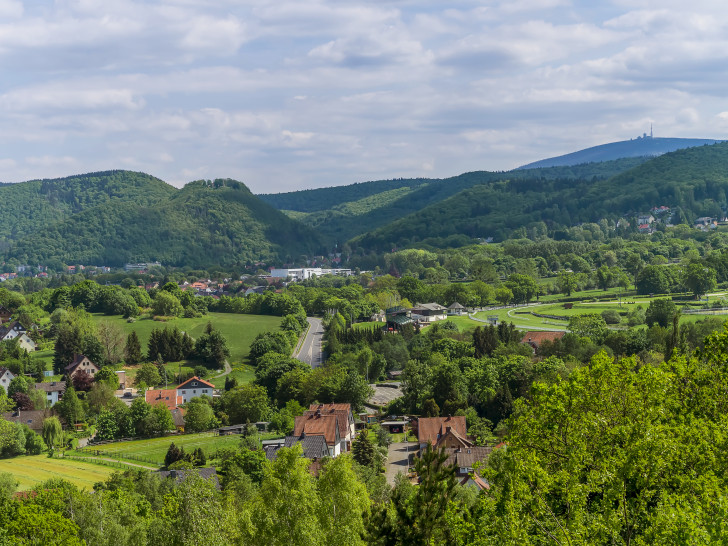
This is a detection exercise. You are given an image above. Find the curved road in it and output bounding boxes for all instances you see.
[295,317,324,368]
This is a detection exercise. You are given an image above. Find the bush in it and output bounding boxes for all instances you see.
[601,310,621,325]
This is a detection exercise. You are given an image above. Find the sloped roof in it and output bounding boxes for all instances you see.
[293,414,340,446]
[284,434,329,459]
[34,381,66,393]
[157,467,220,489]
[65,354,98,373]
[520,331,565,347]
[171,407,186,428]
[435,427,474,449]
[444,446,493,469]
[145,389,182,410]
[448,302,466,309]
[177,376,215,390]
[306,403,353,438]
[415,303,446,312]
[417,416,467,444]
[3,409,53,430]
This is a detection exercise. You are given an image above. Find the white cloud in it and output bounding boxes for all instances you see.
[0,0,727,191]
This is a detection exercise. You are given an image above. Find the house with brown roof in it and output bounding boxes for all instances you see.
[2,409,53,432]
[521,331,565,351]
[176,376,214,403]
[145,389,182,410]
[293,412,342,457]
[417,415,467,449]
[34,381,66,406]
[305,403,355,452]
[64,355,99,381]
[0,306,11,323]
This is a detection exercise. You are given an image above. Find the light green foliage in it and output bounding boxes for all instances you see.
[223,383,269,424]
[457,349,728,544]
[135,362,162,387]
[246,444,324,546]
[568,313,609,344]
[317,455,369,546]
[152,291,183,317]
[682,261,717,299]
[184,397,217,433]
[41,417,62,453]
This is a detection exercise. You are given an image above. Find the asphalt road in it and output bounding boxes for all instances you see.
[295,317,324,368]
[386,442,417,485]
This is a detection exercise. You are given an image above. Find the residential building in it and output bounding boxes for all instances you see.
[520,331,566,352]
[0,367,14,390]
[305,403,355,451]
[34,381,66,406]
[64,355,99,381]
[145,389,182,410]
[16,333,36,353]
[176,376,214,404]
[0,306,11,323]
[293,411,342,457]
[2,409,53,432]
[416,415,468,449]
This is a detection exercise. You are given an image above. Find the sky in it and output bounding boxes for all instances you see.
[1,0,728,193]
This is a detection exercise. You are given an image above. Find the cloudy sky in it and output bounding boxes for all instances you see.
[1,0,727,192]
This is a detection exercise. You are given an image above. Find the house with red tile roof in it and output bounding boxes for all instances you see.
[416,416,467,449]
[305,403,355,451]
[293,412,342,457]
[145,389,182,410]
[520,331,565,351]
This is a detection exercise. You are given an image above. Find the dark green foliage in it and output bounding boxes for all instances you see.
[0,170,175,256]
[164,442,183,468]
[351,429,376,467]
[124,331,142,365]
[5,178,321,268]
[194,324,230,368]
[646,298,678,328]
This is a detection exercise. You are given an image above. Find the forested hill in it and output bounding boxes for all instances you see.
[3,179,322,268]
[351,141,728,252]
[0,171,175,253]
[259,157,647,244]
[518,137,722,169]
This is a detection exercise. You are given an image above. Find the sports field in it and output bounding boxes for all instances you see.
[0,455,116,491]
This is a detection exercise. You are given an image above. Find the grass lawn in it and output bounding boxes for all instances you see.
[78,431,281,465]
[90,312,282,366]
[0,455,116,491]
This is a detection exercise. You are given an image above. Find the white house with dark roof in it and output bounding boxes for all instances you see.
[176,376,214,403]
[0,367,14,390]
[34,381,66,406]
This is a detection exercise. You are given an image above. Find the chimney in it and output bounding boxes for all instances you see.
[446,426,451,433]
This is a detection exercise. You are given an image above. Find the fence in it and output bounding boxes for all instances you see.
[74,447,162,467]
[62,454,155,471]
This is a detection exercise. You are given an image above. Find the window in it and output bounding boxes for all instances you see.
[193,390,197,394]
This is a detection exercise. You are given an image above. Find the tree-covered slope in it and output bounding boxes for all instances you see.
[5,179,322,268]
[262,158,647,244]
[519,137,722,169]
[0,171,176,253]
[352,142,728,252]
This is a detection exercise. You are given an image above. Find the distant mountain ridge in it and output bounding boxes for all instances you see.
[1,173,321,268]
[518,137,723,170]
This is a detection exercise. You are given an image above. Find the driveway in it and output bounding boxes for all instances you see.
[295,317,324,368]
[385,442,417,485]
